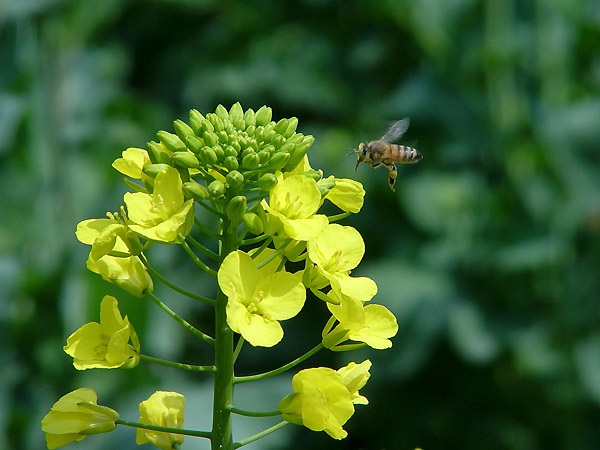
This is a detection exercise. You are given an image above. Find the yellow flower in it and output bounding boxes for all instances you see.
[337,360,371,405]
[323,294,398,350]
[307,223,377,302]
[322,176,365,213]
[136,391,185,450]
[64,295,140,369]
[86,253,153,298]
[279,367,355,440]
[124,166,194,243]
[263,174,328,241]
[218,250,305,347]
[112,147,151,180]
[41,388,118,449]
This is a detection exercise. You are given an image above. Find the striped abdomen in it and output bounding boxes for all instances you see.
[388,144,423,163]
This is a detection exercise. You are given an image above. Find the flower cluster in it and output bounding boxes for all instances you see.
[42,104,402,450]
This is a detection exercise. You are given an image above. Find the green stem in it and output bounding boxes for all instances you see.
[234,343,324,384]
[328,211,351,222]
[211,216,237,450]
[198,200,225,219]
[249,236,272,259]
[255,238,292,270]
[115,419,212,439]
[139,354,215,373]
[187,235,220,261]
[240,234,269,246]
[226,406,280,417]
[194,217,222,240]
[232,421,289,449]
[180,238,218,277]
[331,343,367,352]
[233,337,244,363]
[310,287,339,305]
[146,291,215,346]
[139,254,216,306]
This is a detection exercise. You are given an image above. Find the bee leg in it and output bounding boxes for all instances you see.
[370,162,381,168]
[385,162,397,191]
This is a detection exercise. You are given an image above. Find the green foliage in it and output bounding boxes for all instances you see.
[2,0,600,449]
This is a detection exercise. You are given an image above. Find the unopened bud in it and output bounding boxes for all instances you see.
[226,170,244,188]
[242,152,260,169]
[283,117,298,138]
[157,130,187,153]
[226,195,247,223]
[274,118,289,135]
[255,106,272,126]
[203,131,218,147]
[173,119,195,141]
[243,109,256,128]
[268,152,290,170]
[142,163,170,178]
[147,141,170,164]
[215,104,230,123]
[243,212,263,235]
[223,155,239,171]
[189,109,205,135]
[258,173,278,191]
[186,135,204,154]
[183,181,209,201]
[172,151,199,169]
[200,147,218,165]
[207,180,226,197]
[284,136,314,172]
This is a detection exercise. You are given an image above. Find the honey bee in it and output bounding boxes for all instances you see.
[352,118,422,191]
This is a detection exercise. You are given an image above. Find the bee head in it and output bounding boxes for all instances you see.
[354,143,368,171]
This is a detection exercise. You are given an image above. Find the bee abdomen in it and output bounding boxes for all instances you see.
[391,145,422,163]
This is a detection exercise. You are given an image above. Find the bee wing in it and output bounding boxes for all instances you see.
[379,118,410,143]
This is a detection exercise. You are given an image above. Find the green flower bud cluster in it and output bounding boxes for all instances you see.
[144,103,314,199]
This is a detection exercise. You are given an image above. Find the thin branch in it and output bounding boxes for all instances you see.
[180,239,218,277]
[233,421,289,449]
[240,234,269,246]
[234,343,323,384]
[255,238,291,270]
[186,235,219,261]
[226,406,280,417]
[328,212,351,222]
[139,354,215,373]
[146,291,215,346]
[194,217,222,240]
[115,419,212,439]
[139,254,216,306]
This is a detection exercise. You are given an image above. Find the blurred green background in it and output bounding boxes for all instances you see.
[2,0,600,449]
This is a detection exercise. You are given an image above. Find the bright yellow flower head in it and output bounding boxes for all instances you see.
[279,367,355,440]
[76,215,131,261]
[85,253,153,298]
[218,250,306,347]
[322,176,365,213]
[112,147,151,180]
[337,360,371,405]
[263,174,328,241]
[64,296,140,370]
[324,295,398,350]
[307,224,377,302]
[124,166,194,243]
[41,388,118,449]
[136,391,185,450]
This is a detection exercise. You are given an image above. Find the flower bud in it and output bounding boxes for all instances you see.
[258,173,278,191]
[183,181,209,201]
[283,117,298,138]
[255,105,272,126]
[203,131,219,147]
[286,133,305,144]
[284,136,314,172]
[200,147,218,165]
[258,150,270,164]
[213,145,225,161]
[142,163,170,178]
[215,104,230,123]
[317,177,336,195]
[172,151,199,169]
[274,118,289,135]
[226,170,244,188]
[224,146,237,158]
[303,169,322,181]
[229,102,244,120]
[226,195,247,223]
[173,119,195,141]
[218,130,229,144]
[270,134,285,149]
[223,155,239,171]
[186,135,204,154]
[147,141,171,164]
[157,130,187,153]
[243,109,256,128]
[245,125,255,137]
[268,152,290,170]
[201,118,214,133]
[242,152,260,169]
[208,180,226,197]
[263,144,276,154]
[279,141,295,155]
[208,113,225,132]
[254,126,264,142]
[189,109,205,135]
[242,212,263,235]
